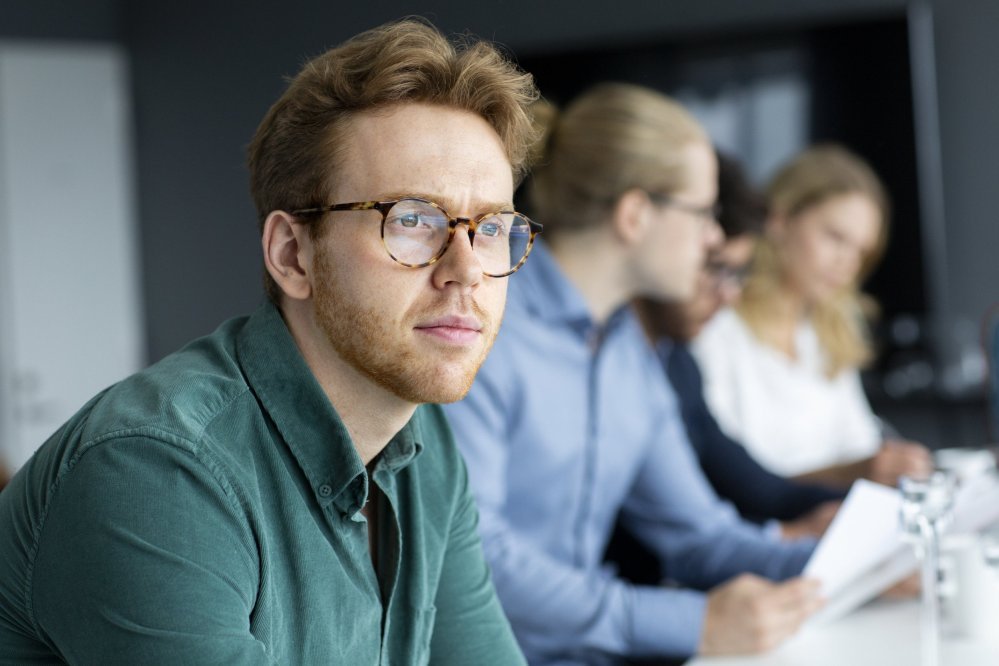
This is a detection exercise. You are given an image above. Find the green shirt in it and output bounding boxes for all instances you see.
[0,304,525,665]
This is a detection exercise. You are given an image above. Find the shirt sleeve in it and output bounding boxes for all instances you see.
[429,450,527,665]
[29,436,276,666]
[444,372,710,661]
[618,387,815,591]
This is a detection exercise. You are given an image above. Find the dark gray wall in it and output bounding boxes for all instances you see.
[0,0,121,40]
[933,0,999,344]
[5,0,999,384]
[125,0,917,361]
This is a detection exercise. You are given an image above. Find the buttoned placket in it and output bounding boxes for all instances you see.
[316,470,388,659]
[573,317,609,568]
[330,463,403,665]
[371,465,403,665]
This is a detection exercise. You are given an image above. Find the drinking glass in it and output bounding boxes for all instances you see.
[981,525,999,570]
[899,471,957,666]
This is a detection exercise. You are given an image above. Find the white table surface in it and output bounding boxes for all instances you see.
[685,597,999,666]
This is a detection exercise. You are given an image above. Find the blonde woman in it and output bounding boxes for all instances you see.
[693,144,931,488]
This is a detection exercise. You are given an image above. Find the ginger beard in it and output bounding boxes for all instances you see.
[311,240,501,404]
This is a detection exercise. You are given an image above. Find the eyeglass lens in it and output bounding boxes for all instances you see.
[707,261,750,288]
[382,199,532,275]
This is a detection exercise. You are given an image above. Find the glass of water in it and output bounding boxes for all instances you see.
[899,471,957,666]
[981,524,999,569]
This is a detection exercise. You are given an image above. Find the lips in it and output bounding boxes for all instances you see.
[414,314,484,345]
[417,315,482,331]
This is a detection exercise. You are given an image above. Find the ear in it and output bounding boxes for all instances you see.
[262,211,313,301]
[611,188,651,246]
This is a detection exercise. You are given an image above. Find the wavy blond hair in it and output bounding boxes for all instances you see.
[247,18,540,302]
[737,144,889,377]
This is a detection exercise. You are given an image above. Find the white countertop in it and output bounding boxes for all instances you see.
[685,597,999,666]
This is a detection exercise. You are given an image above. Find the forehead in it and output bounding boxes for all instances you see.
[675,141,718,200]
[333,103,514,210]
[806,193,882,249]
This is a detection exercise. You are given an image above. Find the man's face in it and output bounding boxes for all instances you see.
[310,103,514,404]
[634,141,722,301]
[657,233,757,342]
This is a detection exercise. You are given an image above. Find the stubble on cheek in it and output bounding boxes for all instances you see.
[312,245,503,404]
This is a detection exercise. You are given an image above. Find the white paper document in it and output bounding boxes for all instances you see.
[803,474,999,624]
[804,479,904,601]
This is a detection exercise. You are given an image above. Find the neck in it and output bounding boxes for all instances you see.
[281,300,415,465]
[633,298,686,346]
[548,231,632,325]
[770,280,810,325]
[745,280,810,359]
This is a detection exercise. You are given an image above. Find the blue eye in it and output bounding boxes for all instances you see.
[479,221,501,237]
[397,213,422,228]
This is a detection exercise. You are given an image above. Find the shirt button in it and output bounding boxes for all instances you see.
[318,484,333,498]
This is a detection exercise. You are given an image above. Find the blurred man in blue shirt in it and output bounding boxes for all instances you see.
[444,86,823,665]
[632,151,845,540]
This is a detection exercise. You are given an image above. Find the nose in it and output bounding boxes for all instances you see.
[703,218,724,250]
[431,223,482,291]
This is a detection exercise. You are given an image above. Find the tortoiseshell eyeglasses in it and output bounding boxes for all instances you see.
[291,197,543,278]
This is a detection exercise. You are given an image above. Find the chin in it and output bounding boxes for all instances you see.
[431,364,482,403]
[684,324,706,341]
[430,385,475,405]
[386,362,481,405]
[407,380,476,405]
[810,284,839,304]
[656,281,694,303]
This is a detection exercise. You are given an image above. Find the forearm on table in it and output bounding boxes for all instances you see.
[479,515,709,659]
[791,458,870,489]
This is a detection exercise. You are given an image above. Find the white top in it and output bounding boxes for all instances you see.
[691,308,881,476]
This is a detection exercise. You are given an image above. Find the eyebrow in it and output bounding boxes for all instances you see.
[382,192,515,214]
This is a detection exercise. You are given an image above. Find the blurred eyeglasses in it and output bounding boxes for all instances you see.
[647,193,722,224]
[705,259,750,290]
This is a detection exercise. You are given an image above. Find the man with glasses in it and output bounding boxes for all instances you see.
[632,151,845,544]
[0,19,537,664]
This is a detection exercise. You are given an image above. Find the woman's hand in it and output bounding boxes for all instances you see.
[866,439,934,487]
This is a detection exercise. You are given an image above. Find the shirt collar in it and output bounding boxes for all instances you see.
[379,415,424,474]
[654,335,676,362]
[511,239,593,327]
[514,239,641,345]
[235,303,423,517]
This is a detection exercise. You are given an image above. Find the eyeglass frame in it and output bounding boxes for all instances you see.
[646,192,723,223]
[704,258,751,291]
[290,197,543,278]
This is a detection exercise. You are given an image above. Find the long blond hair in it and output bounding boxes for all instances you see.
[737,144,889,377]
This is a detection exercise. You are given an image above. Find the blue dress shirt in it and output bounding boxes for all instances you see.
[443,242,814,664]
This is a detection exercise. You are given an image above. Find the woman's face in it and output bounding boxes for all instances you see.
[776,192,882,304]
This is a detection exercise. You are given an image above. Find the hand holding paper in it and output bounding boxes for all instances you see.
[803,474,999,623]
